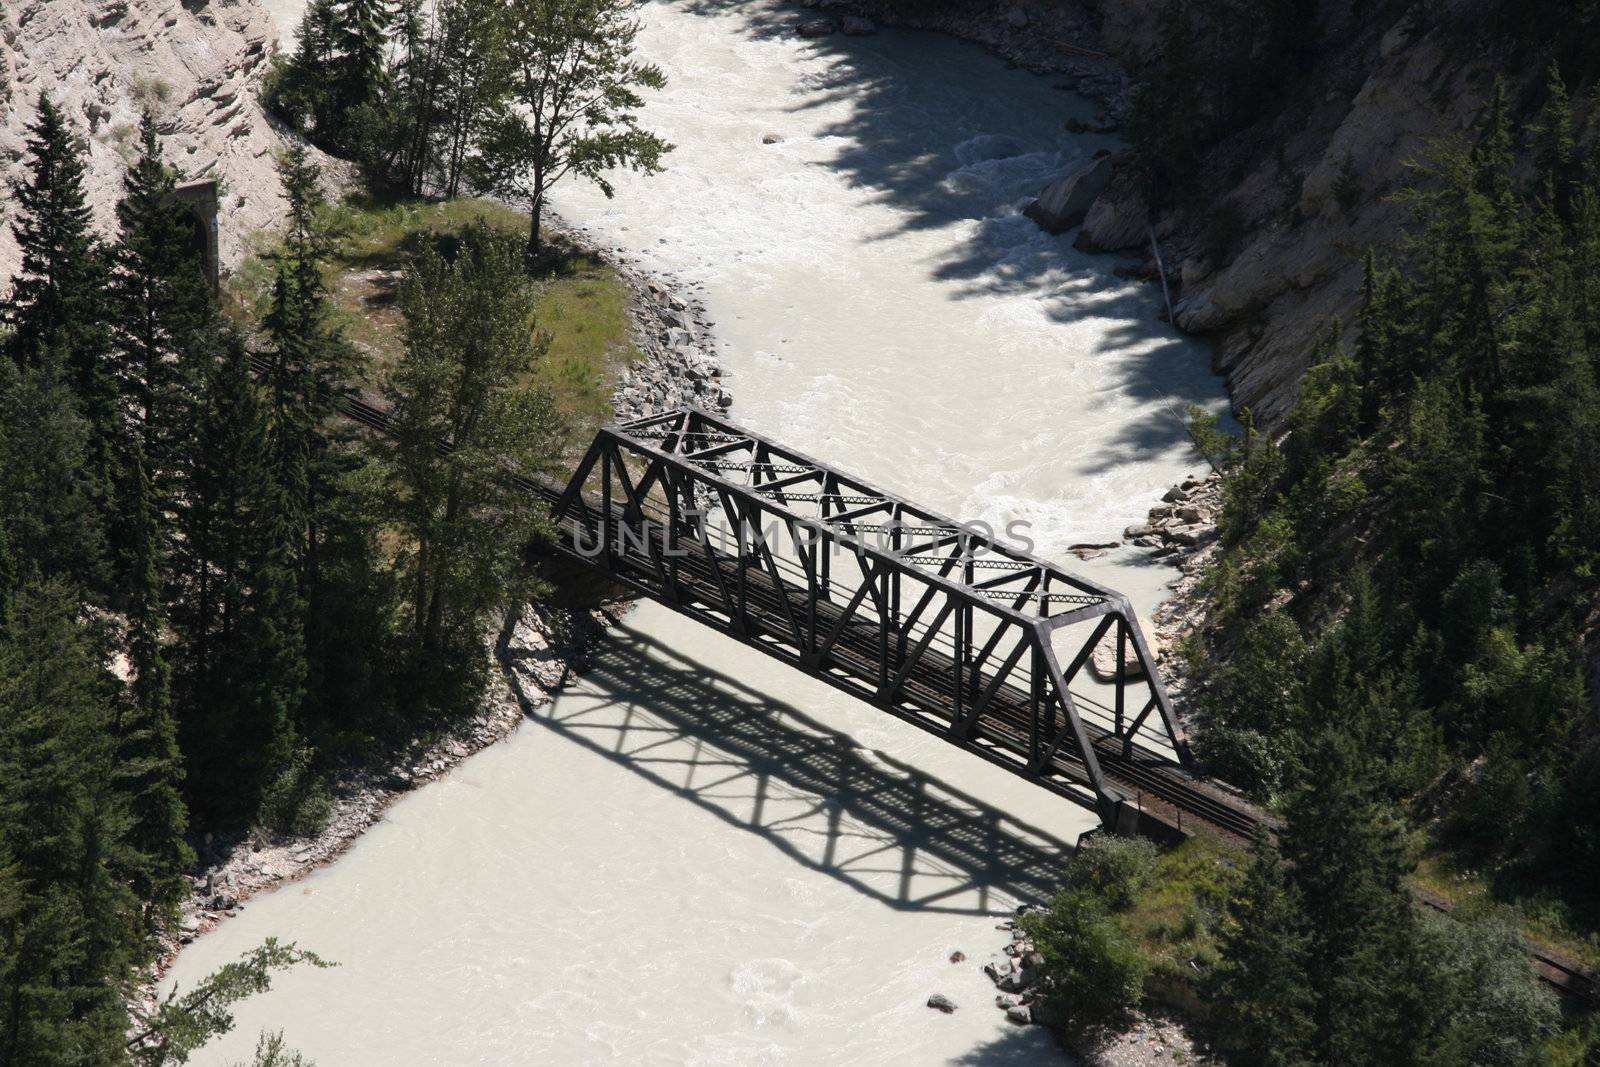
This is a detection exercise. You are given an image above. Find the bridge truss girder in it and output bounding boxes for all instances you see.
[550,408,1192,826]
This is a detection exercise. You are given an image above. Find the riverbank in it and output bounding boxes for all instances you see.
[142,206,728,1004]
[157,3,1234,1059]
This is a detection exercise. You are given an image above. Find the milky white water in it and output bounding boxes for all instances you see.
[168,3,1231,1062]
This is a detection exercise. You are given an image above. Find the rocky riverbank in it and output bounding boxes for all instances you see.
[1134,471,1225,730]
[143,216,727,1003]
[927,904,1212,1065]
[550,207,734,422]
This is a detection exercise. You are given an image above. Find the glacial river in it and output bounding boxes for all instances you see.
[167,2,1229,1062]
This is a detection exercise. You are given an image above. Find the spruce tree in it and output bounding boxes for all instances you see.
[113,433,194,912]
[1208,830,1313,1067]
[0,354,109,593]
[1280,730,1416,1065]
[0,582,144,1063]
[334,0,393,118]
[111,111,213,502]
[171,329,276,825]
[3,95,118,549]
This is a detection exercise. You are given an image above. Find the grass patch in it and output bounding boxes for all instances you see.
[225,193,640,453]
[1114,835,1241,988]
[530,249,638,437]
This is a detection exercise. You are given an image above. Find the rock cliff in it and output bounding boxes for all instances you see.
[805,0,1598,428]
[1078,1,1595,428]
[0,0,327,284]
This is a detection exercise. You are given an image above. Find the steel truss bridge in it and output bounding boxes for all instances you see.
[309,371,1257,839]
[546,408,1256,837]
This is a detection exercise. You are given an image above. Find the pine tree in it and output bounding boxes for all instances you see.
[171,329,277,825]
[0,582,144,1064]
[112,433,194,912]
[3,95,118,547]
[1280,730,1417,1065]
[0,355,109,593]
[111,111,213,503]
[1533,64,1580,220]
[1208,830,1313,1067]
[334,0,392,118]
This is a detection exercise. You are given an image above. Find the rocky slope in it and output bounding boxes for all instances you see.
[0,0,326,283]
[804,0,1598,428]
[1079,0,1599,428]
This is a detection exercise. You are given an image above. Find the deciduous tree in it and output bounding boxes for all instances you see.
[473,0,671,262]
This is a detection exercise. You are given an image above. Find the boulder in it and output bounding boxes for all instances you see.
[1031,999,1066,1028]
[841,16,877,35]
[1074,170,1150,254]
[998,968,1033,993]
[1087,617,1152,682]
[983,960,1014,983]
[797,18,835,37]
[1005,1004,1034,1025]
[926,993,957,1014]
[1161,485,1190,503]
[1005,5,1029,28]
[761,132,785,144]
[1022,157,1113,235]
[948,950,966,963]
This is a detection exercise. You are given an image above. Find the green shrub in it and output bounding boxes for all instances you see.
[1020,890,1149,1044]
[1069,834,1160,909]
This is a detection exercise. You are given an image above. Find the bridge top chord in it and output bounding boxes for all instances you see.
[611,408,1125,628]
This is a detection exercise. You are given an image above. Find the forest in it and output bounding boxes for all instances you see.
[0,93,565,1059]
[1011,3,1600,1064]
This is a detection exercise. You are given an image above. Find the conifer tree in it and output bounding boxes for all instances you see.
[3,95,118,542]
[111,111,213,500]
[334,0,393,118]
[1279,730,1416,1064]
[112,433,194,912]
[0,582,143,1063]
[171,329,279,825]
[1208,830,1313,1067]
[0,355,109,593]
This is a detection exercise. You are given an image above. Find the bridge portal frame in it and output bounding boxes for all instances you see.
[550,407,1192,826]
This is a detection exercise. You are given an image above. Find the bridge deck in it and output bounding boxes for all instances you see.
[557,498,1258,838]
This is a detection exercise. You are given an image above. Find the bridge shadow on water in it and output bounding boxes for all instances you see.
[504,621,1076,916]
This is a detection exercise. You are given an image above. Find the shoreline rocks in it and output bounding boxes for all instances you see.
[1023,155,1113,235]
[140,215,722,1007]
[545,208,733,421]
[978,905,1208,1065]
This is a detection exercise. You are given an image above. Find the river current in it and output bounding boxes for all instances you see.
[167,3,1230,1062]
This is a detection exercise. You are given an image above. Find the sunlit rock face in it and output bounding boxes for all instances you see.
[0,0,333,281]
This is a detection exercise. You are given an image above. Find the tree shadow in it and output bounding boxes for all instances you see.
[503,619,1078,916]
[647,0,1232,473]
[949,1026,1072,1065]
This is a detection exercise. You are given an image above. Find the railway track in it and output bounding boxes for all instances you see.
[296,369,1262,839]
[302,373,1592,1004]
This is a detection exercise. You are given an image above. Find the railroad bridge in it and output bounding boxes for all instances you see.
[322,375,1260,840]
[542,407,1258,839]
